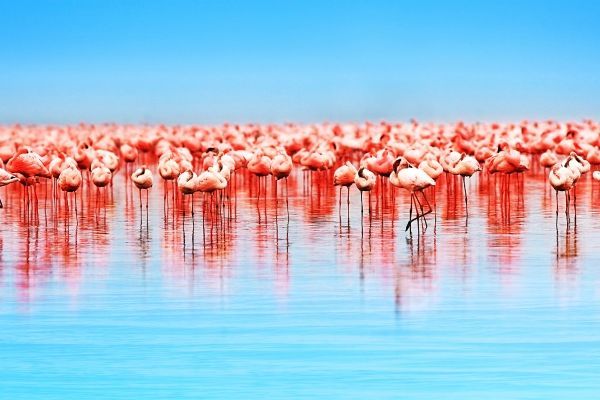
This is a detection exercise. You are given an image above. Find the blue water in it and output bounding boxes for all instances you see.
[1,172,600,399]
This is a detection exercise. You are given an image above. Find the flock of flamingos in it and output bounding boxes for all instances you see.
[0,120,599,237]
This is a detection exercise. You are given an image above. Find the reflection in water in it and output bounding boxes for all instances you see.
[1,166,599,305]
[2,165,600,399]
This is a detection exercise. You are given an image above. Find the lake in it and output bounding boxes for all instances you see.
[1,166,600,399]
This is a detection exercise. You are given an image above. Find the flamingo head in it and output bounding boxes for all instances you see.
[12,172,27,185]
[392,157,409,172]
[16,147,31,156]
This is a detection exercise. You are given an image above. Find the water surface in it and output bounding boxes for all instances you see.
[1,168,600,399]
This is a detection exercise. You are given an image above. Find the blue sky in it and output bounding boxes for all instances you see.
[1,0,599,124]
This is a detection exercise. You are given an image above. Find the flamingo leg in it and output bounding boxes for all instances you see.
[347,186,350,227]
[406,192,423,231]
[191,193,195,226]
[415,193,420,236]
[257,175,261,224]
[573,185,577,225]
[285,177,289,222]
[74,192,79,224]
[360,191,363,218]
[407,192,413,235]
[555,190,559,228]
[264,176,268,224]
[419,190,433,216]
[432,186,437,223]
[462,175,468,217]
[564,191,568,226]
[414,192,428,230]
[202,193,206,244]
[164,181,167,215]
[338,186,342,224]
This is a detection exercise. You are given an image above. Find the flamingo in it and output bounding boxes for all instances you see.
[0,168,19,208]
[549,161,575,226]
[248,149,271,220]
[389,157,435,235]
[365,149,394,177]
[177,170,199,196]
[354,167,376,217]
[451,154,481,216]
[73,143,94,171]
[95,149,119,173]
[418,156,444,181]
[158,157,181,208]
[120,143,138,165]
[418,156,443,218]
[6,147,51,211]
[6,147,50,178]
[91,164,112,188]
[333,161,357,223]
[177,170,200,226]
[562,152,589,220]
[4,119,600,245]
[58,165,83,219]
[270,150,293,220]
[91,164,112,207]
[197,167,228,229]
[540,150,559,170]
[132,166,153,213]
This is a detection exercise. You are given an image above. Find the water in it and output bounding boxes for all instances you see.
[1,167,600,399]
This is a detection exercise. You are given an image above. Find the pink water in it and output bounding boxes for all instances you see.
[1,165,600,399]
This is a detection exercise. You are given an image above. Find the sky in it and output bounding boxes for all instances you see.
[0,0,599,124]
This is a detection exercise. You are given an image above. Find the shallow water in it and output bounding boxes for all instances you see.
[2,166,600,399]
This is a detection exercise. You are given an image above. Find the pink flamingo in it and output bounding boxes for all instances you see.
[450,154,481,216]
[6,147,51,211]
[389,157,435,235]
[549,161,575,226]
[270,150,293,219]
[0,167,19,208]
[58,165,83,220]
[132,166,153,214]
[91,164,112,207]
[334,161,357,223]
[177,170,200,228]
[248,149,271,221]
[354,167,376,217]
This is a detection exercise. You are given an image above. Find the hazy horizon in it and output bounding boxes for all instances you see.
[2,0,599,124]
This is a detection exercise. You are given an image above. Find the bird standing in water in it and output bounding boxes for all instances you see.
[270,150,293,220]
[132,166,153,217]
[390,157,435,235]
[0,167,20,208]
[451,154,481,217]
[177,169,199,224]
[91,164,112,208]
[354,167,376,217]
[58,165,83,220]
[549,160,575,227]
[6,147,51,212]
[334,161,357,225]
